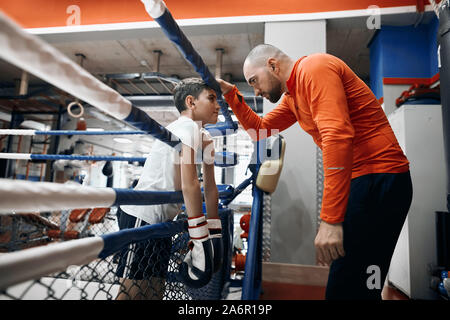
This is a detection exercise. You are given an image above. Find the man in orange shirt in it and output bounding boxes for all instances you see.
[217,44,412,300]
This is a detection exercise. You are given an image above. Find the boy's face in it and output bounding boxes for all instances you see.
[192,88,220,125]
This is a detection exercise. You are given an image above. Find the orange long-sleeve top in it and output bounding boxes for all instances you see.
[224,53,409,224]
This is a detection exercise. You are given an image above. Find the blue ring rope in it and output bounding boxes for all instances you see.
[123,106,181,148]
[28,151,239,166]
[99,219,188,259]
[113,185,234,206]
[29,154,146,162]
[154,9,237,131]
[112,186,234,206]
[113,189,184,206]
[34,130,147,136]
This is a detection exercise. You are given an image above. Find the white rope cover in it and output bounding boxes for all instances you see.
[0,129,36,136]
[141,0,166,19]
[0,179,116,214]
[0,12,132,120]
[0,153,31,160]
[0,237,104,290]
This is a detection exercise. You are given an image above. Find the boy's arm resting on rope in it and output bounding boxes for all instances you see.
[202,137,222,273]
[180,143,203,216]
[202,139,219,219]
[178,142,213,288]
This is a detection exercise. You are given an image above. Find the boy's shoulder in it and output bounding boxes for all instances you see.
[168,116,200,134]
[166,116,203,150]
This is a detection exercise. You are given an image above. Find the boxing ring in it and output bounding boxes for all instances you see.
[0,0,279,300]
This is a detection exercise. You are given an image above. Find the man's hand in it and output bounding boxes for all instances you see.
[216,78,234,95]
[314,221,345,266]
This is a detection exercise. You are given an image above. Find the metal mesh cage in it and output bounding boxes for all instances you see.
[262,193,272,262]
[0,207,234,300]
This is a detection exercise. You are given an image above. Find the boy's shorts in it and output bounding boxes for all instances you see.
[115,207,172,280]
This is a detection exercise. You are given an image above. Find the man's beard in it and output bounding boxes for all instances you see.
[267,72,283,103]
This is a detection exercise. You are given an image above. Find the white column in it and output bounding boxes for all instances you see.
[388,105,445,299]
[264,20,326,265]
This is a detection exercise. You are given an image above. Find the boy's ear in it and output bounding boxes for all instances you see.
[185,95,196,110]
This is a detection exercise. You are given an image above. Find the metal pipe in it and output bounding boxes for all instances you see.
[153,50,162,73]
[13,135,23,179]
[24,135,32,180]
[215,48,224,79]
[5,113,23,178]
[39,134,48,181]
[46,106,62,182]
[18,71,29,96]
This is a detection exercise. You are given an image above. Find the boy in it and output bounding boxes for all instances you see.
[116,78,223,299]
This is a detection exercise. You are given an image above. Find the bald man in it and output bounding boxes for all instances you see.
[217,44,412,300]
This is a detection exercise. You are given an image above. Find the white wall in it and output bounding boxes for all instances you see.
[264,20,326,265]
[382,84,410,116]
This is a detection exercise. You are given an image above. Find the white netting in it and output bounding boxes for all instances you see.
[0,209,234,300]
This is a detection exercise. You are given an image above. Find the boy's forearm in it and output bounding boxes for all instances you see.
[204,186,219,219]
[183,183,218,219]
[202,160,219,219]
[182,181,203,218]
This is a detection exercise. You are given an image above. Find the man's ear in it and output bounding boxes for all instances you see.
[267,58,278,73]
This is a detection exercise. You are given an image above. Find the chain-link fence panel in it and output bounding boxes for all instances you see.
[0,208,234,300]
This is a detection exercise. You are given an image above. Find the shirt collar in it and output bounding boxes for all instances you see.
[286,56,306,94]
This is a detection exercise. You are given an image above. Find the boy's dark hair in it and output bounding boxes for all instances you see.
[173,78,212,113]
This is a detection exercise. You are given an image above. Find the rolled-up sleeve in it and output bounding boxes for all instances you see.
[224,86,297,141]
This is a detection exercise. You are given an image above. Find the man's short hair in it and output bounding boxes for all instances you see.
[173,78,212,113]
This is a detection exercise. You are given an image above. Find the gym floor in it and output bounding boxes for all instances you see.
[259,282,409,300]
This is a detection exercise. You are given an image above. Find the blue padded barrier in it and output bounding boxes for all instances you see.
[241,185,264,300]
[114,186,234,207]
[113,189,184,206]
[214,151,238,168]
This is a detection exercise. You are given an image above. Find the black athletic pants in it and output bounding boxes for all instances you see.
[325,171,413,300]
